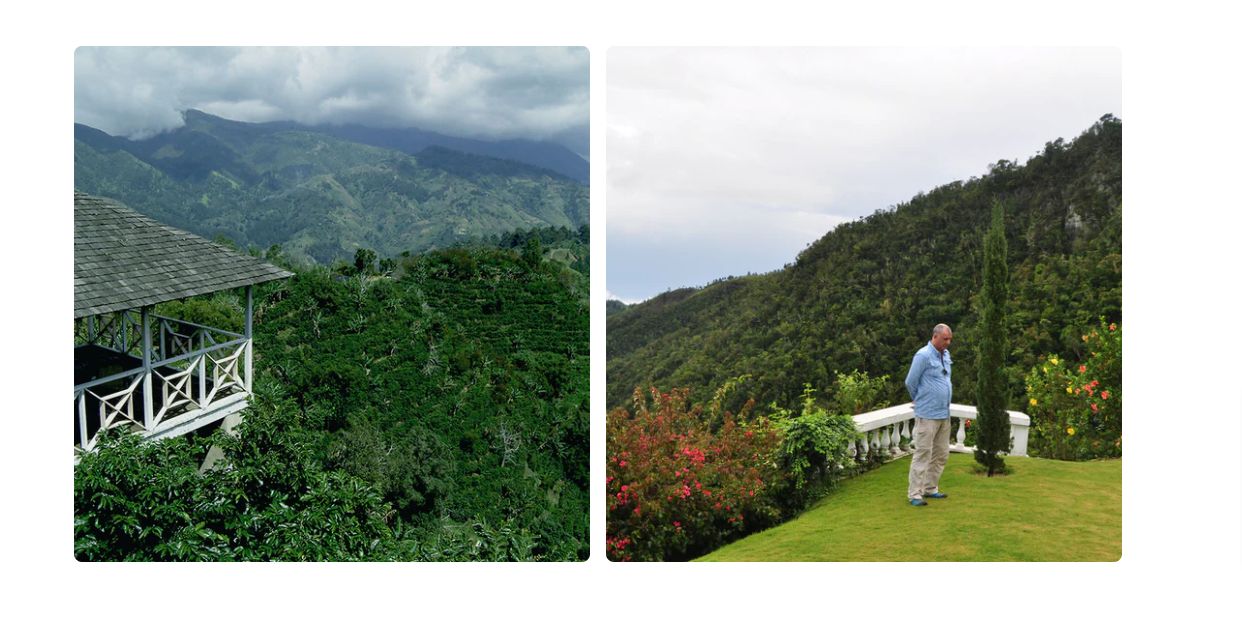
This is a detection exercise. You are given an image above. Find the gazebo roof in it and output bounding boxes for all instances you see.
[74,191,294,319]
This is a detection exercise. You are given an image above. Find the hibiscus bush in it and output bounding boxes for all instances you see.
[1026,317,1121,461]
[605,386,784,562]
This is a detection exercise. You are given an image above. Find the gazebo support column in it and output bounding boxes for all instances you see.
[141,305,153,430]
[244,285,253,393]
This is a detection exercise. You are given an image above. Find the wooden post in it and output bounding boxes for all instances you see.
[141,306,153,431]
[244,286,253,393]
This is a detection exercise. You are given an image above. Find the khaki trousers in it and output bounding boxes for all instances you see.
[908,416,951,501]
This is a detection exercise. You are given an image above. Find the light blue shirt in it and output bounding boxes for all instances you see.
[905,341,952,419]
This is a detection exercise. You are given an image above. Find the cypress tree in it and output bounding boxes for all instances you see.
[975,199,1010,476]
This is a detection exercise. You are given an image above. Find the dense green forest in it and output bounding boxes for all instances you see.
[607,115,1121,416]
[74,110,589,266]
[76,239,589,561]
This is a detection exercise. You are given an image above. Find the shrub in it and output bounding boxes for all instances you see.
[831,370,891,416]
[771,384,863,505]
[1026,317,1121,461]
[605,386,783,562]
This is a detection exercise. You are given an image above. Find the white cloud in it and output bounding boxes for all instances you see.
[74,46,589,152]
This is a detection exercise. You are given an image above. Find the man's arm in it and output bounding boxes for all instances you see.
[905,352,924,402]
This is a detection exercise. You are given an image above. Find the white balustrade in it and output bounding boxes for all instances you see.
[851,403,1030,463]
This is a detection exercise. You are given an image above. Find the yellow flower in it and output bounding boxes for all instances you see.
[1050,359,1059,365]
[1067,428,1075,435]
[1030,398,1038,405]
[1042,366,1048,373]
[1066,387,1073,393]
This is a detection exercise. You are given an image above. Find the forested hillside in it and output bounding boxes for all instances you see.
[76,242,589,561]
[606,115,1121,414]
[74,111,589,265]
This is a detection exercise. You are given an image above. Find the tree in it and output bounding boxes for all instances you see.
[975,199,1010,475]
[354,248,378,275]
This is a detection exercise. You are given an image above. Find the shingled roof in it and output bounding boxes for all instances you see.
[74,191,294,319]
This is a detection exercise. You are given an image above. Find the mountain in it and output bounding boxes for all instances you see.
[606,115,1122,413]
[74,111,589,265]
[314,123,589,185]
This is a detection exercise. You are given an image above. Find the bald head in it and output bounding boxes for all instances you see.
[932,324,952,352]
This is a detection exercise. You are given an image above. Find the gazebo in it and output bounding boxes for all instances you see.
[74,191,293,454]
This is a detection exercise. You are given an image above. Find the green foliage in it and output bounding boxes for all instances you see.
[75,396,400,561]
[607,116,1121,418]
[831,370,891,416]
[1026,317,1121,461]
[774,394,861,497]
[975,200,1011,475]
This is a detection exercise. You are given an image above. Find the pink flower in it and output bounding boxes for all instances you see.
[619,461,627,467]
[621,485,628,492]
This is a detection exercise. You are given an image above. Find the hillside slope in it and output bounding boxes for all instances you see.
[607,115,1122,412]
[74,111,589,265]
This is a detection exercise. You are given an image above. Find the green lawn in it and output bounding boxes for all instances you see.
[697,454,1121,562]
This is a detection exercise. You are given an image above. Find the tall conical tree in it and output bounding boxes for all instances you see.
[975,199,1010,476]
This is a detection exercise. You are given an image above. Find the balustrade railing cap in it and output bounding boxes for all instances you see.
[851,403,1030,430]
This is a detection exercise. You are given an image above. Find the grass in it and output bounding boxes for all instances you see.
[696,454,1121,562]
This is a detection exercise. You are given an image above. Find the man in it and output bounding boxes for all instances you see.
[905,323,953,506]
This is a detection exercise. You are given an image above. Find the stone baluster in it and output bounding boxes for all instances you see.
[880,425,891,454]
[859,431,870,461]
[956,416,967,449]
[901,420,912,452]
[847,437,857,462]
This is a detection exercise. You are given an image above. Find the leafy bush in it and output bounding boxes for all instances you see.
[771,384,863,502]
[75,396,400,561]
[605,387,784,562]
[1026,317,1121,461]
[831,370,891,416]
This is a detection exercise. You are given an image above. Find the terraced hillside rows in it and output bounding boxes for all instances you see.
[252,248,590,559]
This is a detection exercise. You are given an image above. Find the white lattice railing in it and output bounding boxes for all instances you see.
[849,403,1030,461]
[74,313,252,455]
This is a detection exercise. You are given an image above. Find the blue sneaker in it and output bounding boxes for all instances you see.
[925,492,948,499]
[910,499,928,506]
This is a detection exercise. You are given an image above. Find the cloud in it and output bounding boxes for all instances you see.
[74,46,589,152]
[606,47,1121,301]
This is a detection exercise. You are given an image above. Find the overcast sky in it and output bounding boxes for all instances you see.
[74,46,590,156]
[606,47,1121,304]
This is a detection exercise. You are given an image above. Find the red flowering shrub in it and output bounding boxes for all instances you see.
[605,386,784,562]
[1026,317,1121,461]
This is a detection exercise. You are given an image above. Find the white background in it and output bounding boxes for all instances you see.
[2,1,1240,618]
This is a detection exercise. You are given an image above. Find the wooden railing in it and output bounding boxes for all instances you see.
[74,312,252,454]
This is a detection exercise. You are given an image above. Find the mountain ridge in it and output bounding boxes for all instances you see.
[74,112,589,265]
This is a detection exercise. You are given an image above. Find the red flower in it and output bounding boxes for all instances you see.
[1109,324,1116,331]
[1079,365,1086,373]
[965,420,971,428]
[703,490,711,497]
[715,503,722,508]
[621,485,628,492]
[619,461,627,467]
[1101,391,1109,400]
[674,521,680,528]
